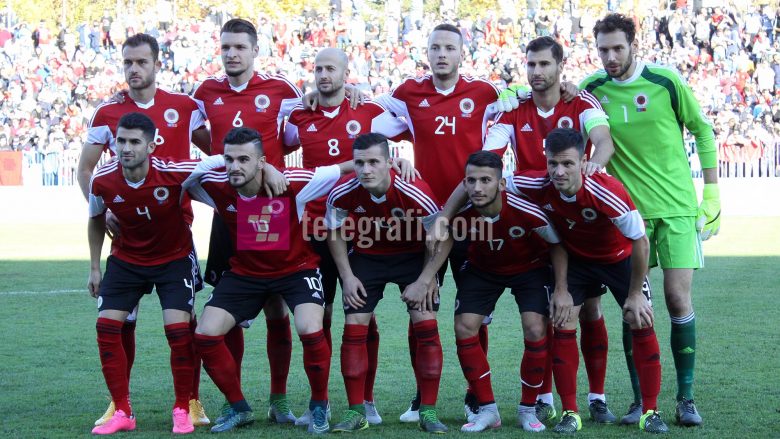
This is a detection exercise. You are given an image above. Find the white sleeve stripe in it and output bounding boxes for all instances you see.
[326,179,361,205]
[585,178,629,212]
[200,176,229,183]
[288,178,315,182]
[88,102,118,127]
[394,179,440,214]
[584,180,629,214]
[578,90,603,110]
[506,193,548,218]
[507,196,551,225]
[512,175,548,188]
[92,162,120,179]
[533,225,561,243]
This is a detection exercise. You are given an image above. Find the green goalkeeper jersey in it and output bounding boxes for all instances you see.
[580,61,716,219]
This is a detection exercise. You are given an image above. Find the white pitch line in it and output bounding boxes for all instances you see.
[0,289,82,296]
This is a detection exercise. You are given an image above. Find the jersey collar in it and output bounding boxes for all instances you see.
[611,60,646,85]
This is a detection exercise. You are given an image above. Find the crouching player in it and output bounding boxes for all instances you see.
[433,151,566,433]
[183,127,354,434]
[87,112,200,435]
[325,133,448,434]
[507,128,666,434]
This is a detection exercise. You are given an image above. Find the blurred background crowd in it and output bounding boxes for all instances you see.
[1,0,778,185]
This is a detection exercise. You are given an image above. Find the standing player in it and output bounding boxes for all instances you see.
[435,151,565,433]
[191,18,302,424]
[283,48,409,427]
[373,23,501,421]
[506,128,667,434]
[77,32,210,428]
[325,133,448,434]
[184,127,352,433]
[87,113,199,435]
[485,36,617,425]
[580,14,719,426]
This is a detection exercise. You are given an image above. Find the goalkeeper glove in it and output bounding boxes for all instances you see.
[494,84,531,113]
[696,183,721,241]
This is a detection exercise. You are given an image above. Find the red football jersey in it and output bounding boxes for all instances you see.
[484,90,607,171]
[185,156,342,278]
[326,172,440,255]
[376,75,499,203]
[88,157,197,266]
[507,171,645,264]
[192,73,302,167]
[87,89,206,159]
[284,99,408,223]
[454,192,559,275]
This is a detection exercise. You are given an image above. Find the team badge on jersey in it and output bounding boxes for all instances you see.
[634,93,648,112]
[508,226,526,238]
[163,109,180,127]
[557,116,574,129]
[459,98,475,118]
[581,208,597,222]
[153,187,170,204]
[391,207,406,218]
[346,120,361,138]
[255,94,271,112]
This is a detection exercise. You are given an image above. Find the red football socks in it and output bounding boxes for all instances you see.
[632,327,661,411]
[193,333,245,404]
[520,337,547,406]
[581,317,608,395]
[552,329,579,412]
[97,318,132,414]
[456,335,495,405]
[223,325,244,382]
[364,316,380,402]
[266,316,292,395]
[164,322,194,410]
[341,324,368,406]
[300,330,331,401]
[413,320,443,406]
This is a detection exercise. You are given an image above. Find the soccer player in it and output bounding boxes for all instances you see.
[485,36,617,424]
[373,23,501,421]
[325,133,448,433]
[283,48,409,427]
[77,32,210,428]
[184,127,352,434]
[191,18,303,424]
[580,14,719,426]
[87,112,200,435]
[435,151,565,433]
[505,128,666,434]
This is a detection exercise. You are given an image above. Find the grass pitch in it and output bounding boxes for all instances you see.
[0,216,778,438]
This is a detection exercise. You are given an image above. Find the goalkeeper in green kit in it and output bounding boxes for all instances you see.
[581,14,719,427]
[497,12,719,429]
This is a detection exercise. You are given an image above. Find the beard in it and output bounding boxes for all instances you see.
[605,49,635,79]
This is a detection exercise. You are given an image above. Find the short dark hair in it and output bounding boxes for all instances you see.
[122,33,159,61]
[353,133,389,158]
[223,127,263,156]
[544,128,584,157]
[117,112,156,143]
[465,151,503,178]
[526,36,563,64]
[221,18,258,47]
[593,13,636,45]
[431,23,463,46]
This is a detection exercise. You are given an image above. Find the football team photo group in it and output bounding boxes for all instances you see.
[6,2,756,436]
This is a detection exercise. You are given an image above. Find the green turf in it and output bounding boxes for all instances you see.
[0,217,778,437]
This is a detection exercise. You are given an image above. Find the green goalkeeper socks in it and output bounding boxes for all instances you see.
[670,313,696,401]
[622,322,641,403]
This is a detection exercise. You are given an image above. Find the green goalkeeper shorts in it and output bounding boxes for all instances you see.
[644,216,703,269]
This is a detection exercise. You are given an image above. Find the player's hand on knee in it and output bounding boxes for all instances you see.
[550,288,573,328]
[105,209,120,239]
[392,157,420,182]
[342,275,367,310]
[425,280,439,312]
[623,293,654,328]
[88,268,102,298]
[560,81,579,103]
[402,280,427,311]
[262,164,290,197]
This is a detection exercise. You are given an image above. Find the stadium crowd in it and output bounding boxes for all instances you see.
[1,3,780,185]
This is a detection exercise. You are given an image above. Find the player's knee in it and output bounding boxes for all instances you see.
[580,298,602,321]
[263,294,288,318]
[523,321,547,341]
[664,290,692,315]
[454,317,480,339]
